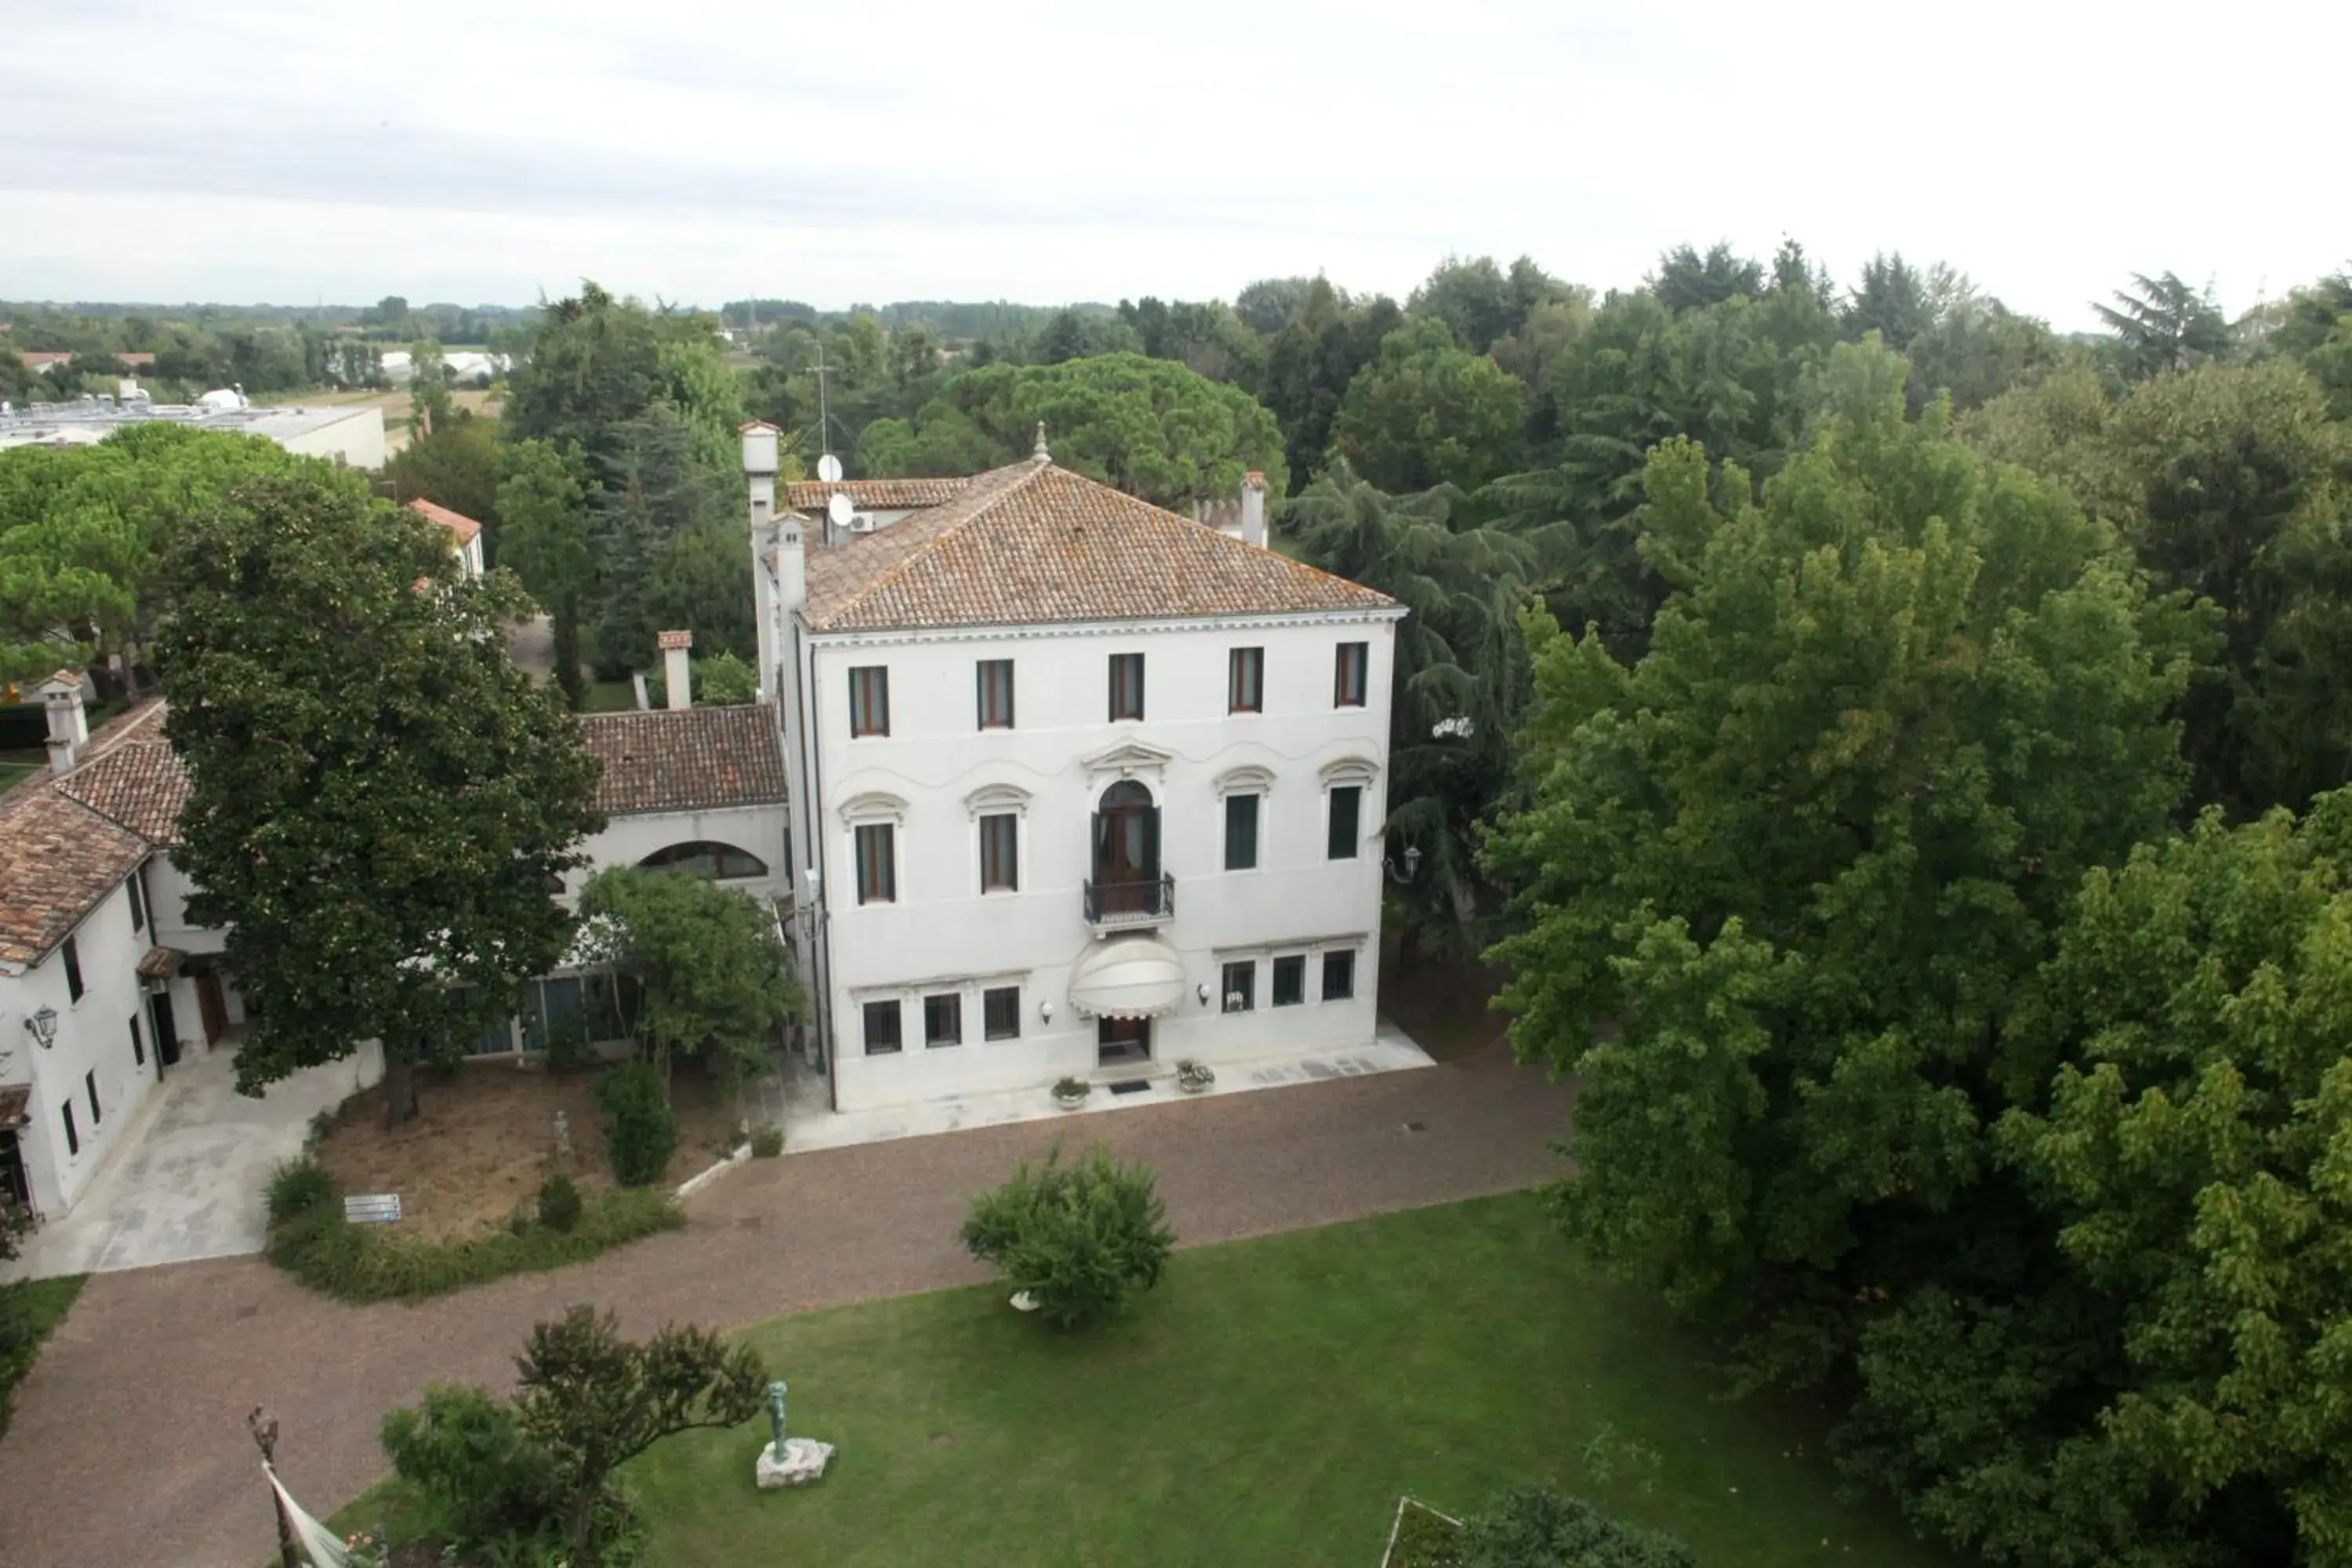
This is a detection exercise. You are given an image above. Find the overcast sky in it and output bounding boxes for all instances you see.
[3,0,2343,329]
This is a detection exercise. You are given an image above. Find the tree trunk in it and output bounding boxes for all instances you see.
[383,1040,420,1127]
[554,594,585,710]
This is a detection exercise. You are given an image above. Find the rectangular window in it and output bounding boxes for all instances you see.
[855,823,896,904]
[1322,949,1356,1001]
[983,985,1021,1041]
[85,1070,101,1126]
[130,1015,144,1067]
[979,813,1019,893]
[1224,793,1260,871]
[1228,647,1264,713]
[924,993,963,1047]
[1327,785,1363,860]
[1108,652,1145,721]
[61,1100,78,1157]
[1272,955,1306,1007]
[849,665,891,737]
[1221,959,1256,1013]
[64,934,84,1003]
[862,999,903,1055]
[976,659,1015,729]
[1335,641,1369,708]
[129,871,147,934]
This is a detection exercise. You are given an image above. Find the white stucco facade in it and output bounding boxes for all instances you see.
[566,804,791,907]
[799,611,1400,1112]
[1,875,162,1216]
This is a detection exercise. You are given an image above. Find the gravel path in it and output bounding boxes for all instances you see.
[0,1045,1570,1568]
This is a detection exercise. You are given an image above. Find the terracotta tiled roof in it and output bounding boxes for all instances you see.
[0,785,148,967]
[784,477,970,512]
[54,711,189,847]
[802,459,1397,633]
[579,705,787,816]
[408,497,482,545]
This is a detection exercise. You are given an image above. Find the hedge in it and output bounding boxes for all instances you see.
[263,1158,681,1303]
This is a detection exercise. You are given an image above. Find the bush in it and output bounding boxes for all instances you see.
[265,1156,338,1224]
[381,1385,563,1550]
[960,1141,1174,1330]
[266,1184,681,1303]
[1457,1486,1695,1568]
[748,1123,784,1158]
[537,1173,583,1233]
[592,1062,678,1187]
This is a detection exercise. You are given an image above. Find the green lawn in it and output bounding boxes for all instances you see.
[590,1195,1946,1566]
[0,1275,86,1438]
[581,679,638,713]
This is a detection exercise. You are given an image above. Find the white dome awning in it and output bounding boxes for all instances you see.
[1068,936,1187,1021]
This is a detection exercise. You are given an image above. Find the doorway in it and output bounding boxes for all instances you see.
[150,989,181,1071]
[0,1129,26,1210]
[1091,780,1160,916]
[1097,1015,1152,1066]
[195,969,230,1045]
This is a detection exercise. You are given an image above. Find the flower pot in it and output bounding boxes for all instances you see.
[1052,1091,1087,1112]
[1178,1078,1210,1095]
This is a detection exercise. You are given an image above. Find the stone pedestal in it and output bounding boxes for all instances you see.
[755,1436,836,1489]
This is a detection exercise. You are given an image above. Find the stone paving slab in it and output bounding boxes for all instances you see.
[0,1041,1571,1568]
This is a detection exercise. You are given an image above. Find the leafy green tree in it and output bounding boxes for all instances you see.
[503,281,670,468]
[1329,318,1526,493]
[866,353,1287,509]
[1261,279,1403,483]
[2095,270,2231,380]
[383,415,503,552]
[1486,347,2196,1367]
[1647,241,1763,313]
[512,1305,768,1559]
[1037,307,1139,365]
[1288,464,1541,949]
[1842,252,1933,350]
[1233,275,1316,336]
[575,865,801,1082]
[406,336,454,436]
[1410,254,1569,354]
[2266,269,2352,416]
[496,437,597,707]
[159,470,604,1125]
[1459,1486,1696,1568]
[588,405,739,675]
[0,423,307,682]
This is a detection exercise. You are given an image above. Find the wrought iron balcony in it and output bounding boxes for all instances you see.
[1083,874,1174,929]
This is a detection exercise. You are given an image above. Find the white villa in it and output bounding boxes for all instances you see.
[0,432,1404,1221]
[747,426,1403,1112]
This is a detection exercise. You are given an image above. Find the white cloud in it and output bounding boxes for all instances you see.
[1,0,2344,325]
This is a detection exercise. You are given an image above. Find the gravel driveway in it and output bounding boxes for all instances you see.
[0,1043,1570,1568]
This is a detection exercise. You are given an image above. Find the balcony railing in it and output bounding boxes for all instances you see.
[1083,874,1174,928]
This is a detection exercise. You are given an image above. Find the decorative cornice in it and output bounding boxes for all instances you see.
[1317,754,1380,789]
[963,782,1034,819]
[802,605,1406,652]
[1210,930,1372,960]
[1212,764,1276,800]
[848,965,1033,1001]
[837,790,909,829]
[1080,739,1176,782]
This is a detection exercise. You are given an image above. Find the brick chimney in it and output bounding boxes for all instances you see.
[38,669,89,775]
[1240,470,1267,549]
[658,630,693,710]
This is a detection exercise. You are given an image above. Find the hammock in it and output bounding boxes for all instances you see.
[263,1463,361,1568]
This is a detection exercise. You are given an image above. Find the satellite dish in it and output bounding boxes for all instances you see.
[816,453,844,484]
[826,492,855,528]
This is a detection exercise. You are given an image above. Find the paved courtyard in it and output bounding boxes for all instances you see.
[2,1044,381,1279]
[0,1041,1571,1568]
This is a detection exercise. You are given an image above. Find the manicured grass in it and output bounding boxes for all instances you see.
[604,1195,1951,1567]
[0,1274,86,1438]
[581,679,639,713]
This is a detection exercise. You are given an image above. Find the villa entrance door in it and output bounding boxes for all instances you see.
[1098,1016,1152,1066]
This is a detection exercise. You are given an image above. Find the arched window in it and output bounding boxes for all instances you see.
[638,841,769,880]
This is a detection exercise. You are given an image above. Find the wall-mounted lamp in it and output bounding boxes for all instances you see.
[24,1006,59,1050]
[1196,982,1211,1007]
[1383,844,1424,885]
[1039,1000,1054,1024]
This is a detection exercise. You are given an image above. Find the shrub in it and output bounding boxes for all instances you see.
[537,1173,583,1233]
[960,1141,1174,1330]
[1457,1486,1695,1568]
[267,1187,681,1303]
[592,1062,678,1187]
[381,1384,563,1550]
[748,1123,784,1158]
[1388,1500,1466,1568]
[1051,1076,1091,1100]
[265,1156,338,1224]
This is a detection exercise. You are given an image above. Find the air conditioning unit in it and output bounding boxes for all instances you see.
[848,513,874,533]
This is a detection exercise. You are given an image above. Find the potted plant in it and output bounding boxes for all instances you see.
[1051,1076,1091,1111]
[1176,1060,1215,1094]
